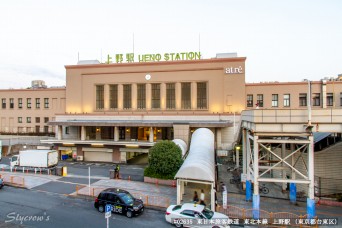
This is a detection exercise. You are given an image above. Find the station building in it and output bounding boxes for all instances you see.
[43,56,246,162]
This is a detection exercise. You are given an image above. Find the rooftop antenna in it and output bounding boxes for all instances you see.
[133,33,135,61]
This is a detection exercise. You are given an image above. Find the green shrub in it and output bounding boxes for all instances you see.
[144,141,183,180]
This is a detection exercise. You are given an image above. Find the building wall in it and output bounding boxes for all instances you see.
[246,80,342,109]
[0,88,66,133]
[65,58,246,114]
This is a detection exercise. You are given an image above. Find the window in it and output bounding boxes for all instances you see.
[18,98,23,109]
[123,84,132,109]
[10,98,14,109]
[151,84,160,109]
[166,83,175,109]
[44,117,49,123]
[272,94,278,107]
[137,84,146,109]
[340,93,342,106]
[257,94,263,107]
[299,93,307,106]
[36,117,40,123]
[181,82,191,109]
[44,98,49,108]
[283,94,290,107]
[27,98,31,109]
[313,93,320,106]
[327,93,333,106]
[247,94,253,107]
[35,98,40,108]
[197,82,207,109]
[27,117,31,123]
[18,117,22,123]
[65,127,69,134]
[44,126,49,133]
[2,98,6,109]
[35,126,40,133]
[96,85,104,109]
[110,85,118,109]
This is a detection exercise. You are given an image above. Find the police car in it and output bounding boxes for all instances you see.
[165,203,230,228]
[94,188,144,218]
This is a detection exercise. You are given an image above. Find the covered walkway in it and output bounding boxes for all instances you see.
[175,128,216,211]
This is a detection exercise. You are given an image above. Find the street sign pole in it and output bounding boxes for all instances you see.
[105,204,111,228]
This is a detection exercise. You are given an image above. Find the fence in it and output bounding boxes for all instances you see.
[217,204,319,227]
[75,185,171,209]
[0,173,25,187]
[315,176,342,197]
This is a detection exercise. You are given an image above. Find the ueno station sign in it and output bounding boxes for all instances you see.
[106,52,201,64]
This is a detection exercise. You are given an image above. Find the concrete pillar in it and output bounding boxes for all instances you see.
[161,83,166,110]
[307,135,315,219]
[104,84,109,110]
[175,82,181,110]
[236,147,240,168]
[242,129,247,175]
[149,127,154,142]
[191,82,197,109]
[246,131,251,181]
[132,83,137,110]
[177,179,181,205]
[146,83,151,110]
[114,126,119,142]
[216,128,222,149]
[58,125,62,140]
[211,184,215,211]
[252,135,260,219]
[118,84,123,110]
[81,126,86,141]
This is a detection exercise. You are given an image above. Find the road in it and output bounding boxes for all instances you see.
[0,186,171,228]
[0,157,146,182]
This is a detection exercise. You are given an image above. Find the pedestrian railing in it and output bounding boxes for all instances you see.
[0,173,25,187]
[75,185,171,209]
[217,204,319,227]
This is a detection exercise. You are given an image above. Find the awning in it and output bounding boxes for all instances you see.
[313,132,331,143]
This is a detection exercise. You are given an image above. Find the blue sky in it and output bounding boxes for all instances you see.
[0,0,341,88]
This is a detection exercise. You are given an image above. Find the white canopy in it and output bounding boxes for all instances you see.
[175,128,215,183]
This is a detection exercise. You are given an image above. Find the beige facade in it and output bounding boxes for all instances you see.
[44,57,246,162]
[245,80,342,110]
[0,88,66,134]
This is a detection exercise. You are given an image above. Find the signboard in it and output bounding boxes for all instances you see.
[105,204,111,219]
[106,52,201,64]
[224,66,243,74]
[222,189,227,209]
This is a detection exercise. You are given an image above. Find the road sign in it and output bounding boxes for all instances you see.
[105,204,111,218]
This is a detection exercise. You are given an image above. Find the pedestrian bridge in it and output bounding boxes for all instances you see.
[239,108,342,219]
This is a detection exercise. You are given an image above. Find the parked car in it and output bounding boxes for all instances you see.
[165,203,230,228]
[94,188,144,218]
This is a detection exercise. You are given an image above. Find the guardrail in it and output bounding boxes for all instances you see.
[217,204,319,227]
[0,173,25,187]
[75,185,170,209]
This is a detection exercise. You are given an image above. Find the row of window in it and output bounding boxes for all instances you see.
[17,117,49,124]
[96,82,208,110]
[247,93,336,108]
[1,98,49,109]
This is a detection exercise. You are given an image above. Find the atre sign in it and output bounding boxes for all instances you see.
[225,66,243,74]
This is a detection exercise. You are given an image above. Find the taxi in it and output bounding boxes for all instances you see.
[94,188,144,218]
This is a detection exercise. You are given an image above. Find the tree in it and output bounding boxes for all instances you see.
[144,141,183,179]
